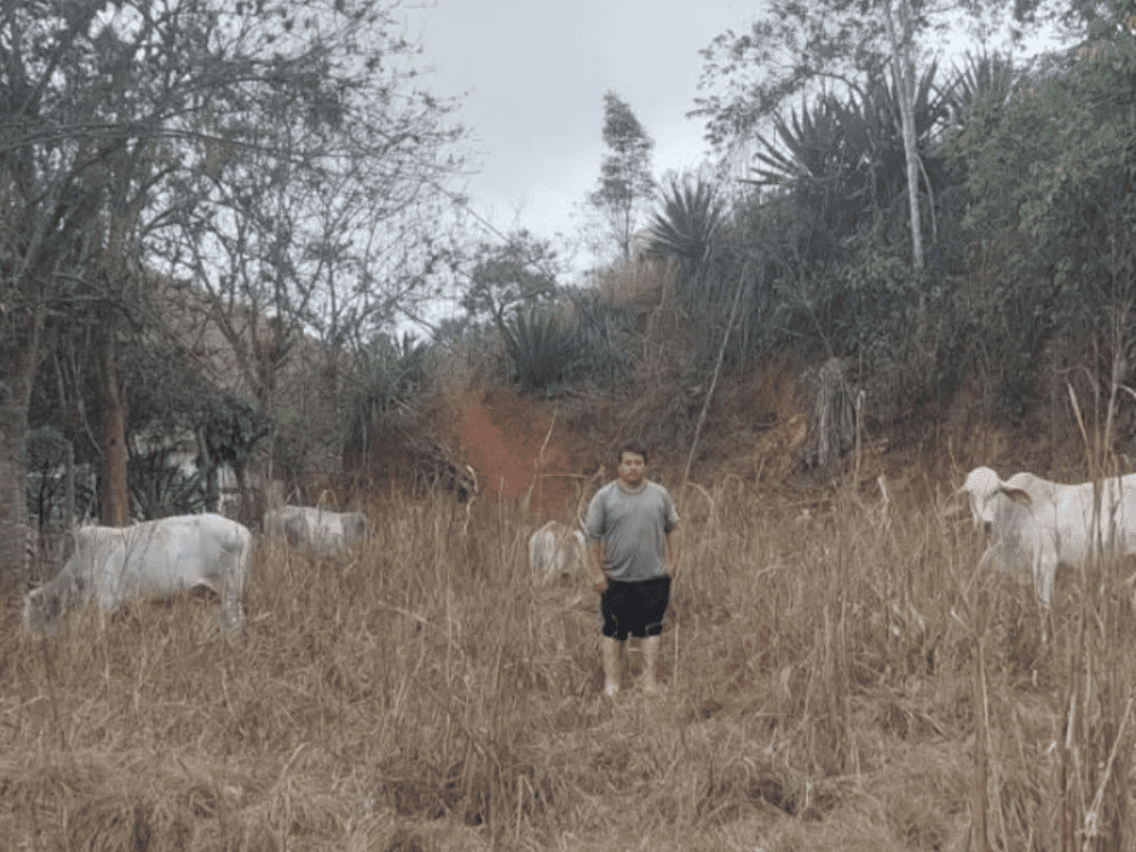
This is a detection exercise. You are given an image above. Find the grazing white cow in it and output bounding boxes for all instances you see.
[263,506,369,554]
[959,466,1136,606]
[528,520,588,582]
[22,514,252,636]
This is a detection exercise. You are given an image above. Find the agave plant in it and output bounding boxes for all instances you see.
[944,49,1018,130]
[501,307,582,394]
[752,64,952,247]
[356,332,432,413]
[646,175,726,269]
[344,332,433,461]
[128,446,212,520]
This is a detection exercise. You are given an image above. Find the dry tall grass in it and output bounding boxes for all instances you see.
[3,470,1135,851]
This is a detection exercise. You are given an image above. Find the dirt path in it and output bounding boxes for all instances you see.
[457,389,588,519]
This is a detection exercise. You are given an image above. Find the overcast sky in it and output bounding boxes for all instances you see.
[409,0,748,276]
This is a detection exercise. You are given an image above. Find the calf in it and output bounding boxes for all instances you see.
[529,520,588,582]
[263,506,369,554]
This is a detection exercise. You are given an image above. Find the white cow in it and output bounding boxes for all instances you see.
[263,506,369,554]
[22,514,252,636]
[959,466,1136,605]
[528,520,588,582]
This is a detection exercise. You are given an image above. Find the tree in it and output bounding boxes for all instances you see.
[0,0,149,557]
[0,0,467,577]
[590,92,656,261]
[882,0,925,272]
[951,12,1136,342]
[146,0,467,485]
[458,231,561,336]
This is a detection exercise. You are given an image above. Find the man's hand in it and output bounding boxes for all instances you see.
[592,574,608,593]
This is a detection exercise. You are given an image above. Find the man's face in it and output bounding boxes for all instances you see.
[618,451,646,486]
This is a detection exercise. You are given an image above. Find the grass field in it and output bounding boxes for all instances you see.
[3,470,1135,851]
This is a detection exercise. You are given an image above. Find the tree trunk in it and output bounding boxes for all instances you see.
[883,0,925,275]
[0,301,43,584]
[96,321,131,527]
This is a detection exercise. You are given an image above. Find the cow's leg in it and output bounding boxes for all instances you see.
[601,636,622,697]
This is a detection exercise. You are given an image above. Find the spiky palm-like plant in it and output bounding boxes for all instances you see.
[501,308,581,394]
[646,175,725,269]
[945,49,1018,130]
[752,64,951,247]
[345,333,433,465]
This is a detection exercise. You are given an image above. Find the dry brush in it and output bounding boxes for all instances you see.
[1,473,1134,850]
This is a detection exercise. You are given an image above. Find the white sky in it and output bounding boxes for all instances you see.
[409,0,748,278]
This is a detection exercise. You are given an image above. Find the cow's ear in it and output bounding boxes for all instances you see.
[1001,487,1033,506]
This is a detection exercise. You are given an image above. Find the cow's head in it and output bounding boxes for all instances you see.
[958,466,1033,531]
[959,466,1001,529]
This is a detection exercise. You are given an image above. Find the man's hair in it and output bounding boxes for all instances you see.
[616,441,648,465]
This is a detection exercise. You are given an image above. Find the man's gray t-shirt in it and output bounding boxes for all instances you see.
[584,480,680,582]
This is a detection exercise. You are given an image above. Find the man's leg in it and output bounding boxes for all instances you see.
[641,634,661,693]
[601,635,623,696]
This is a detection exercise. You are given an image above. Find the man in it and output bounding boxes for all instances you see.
[584,441,681,696]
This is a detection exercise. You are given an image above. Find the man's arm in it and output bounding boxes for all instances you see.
[589,541,607,593]
[665,528,682,577]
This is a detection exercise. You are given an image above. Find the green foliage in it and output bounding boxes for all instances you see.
[501,308,581,394]
[950,21,1136,337]
[753,67,952,262]
[838,223,923,353]
[25,426,94,529]
[200,393,271,474]
[944,49,1019,131]
[452,231,633,394]
[563,288,636,386]
[694,65,957,365]
[0,0,469,553]
[694,0,1041,148]
[362,333,432,406]
[120,334,216,448]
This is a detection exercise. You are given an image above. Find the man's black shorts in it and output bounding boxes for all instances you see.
[600,576,672,640]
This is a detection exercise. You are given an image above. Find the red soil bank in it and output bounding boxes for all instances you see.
[457,389,582,519]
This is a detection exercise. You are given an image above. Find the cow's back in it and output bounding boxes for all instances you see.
[110,515,250,614]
